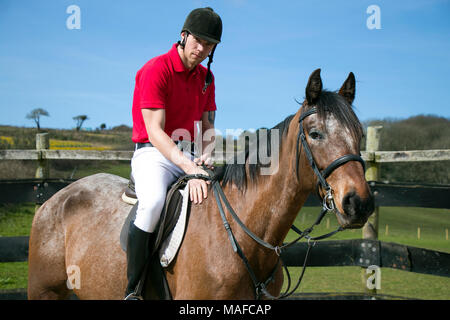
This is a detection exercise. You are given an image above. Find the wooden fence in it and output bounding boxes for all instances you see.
[0,129,449,300]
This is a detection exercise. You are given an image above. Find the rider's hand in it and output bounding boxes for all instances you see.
[193,153,214,170]
[186,164,210,205]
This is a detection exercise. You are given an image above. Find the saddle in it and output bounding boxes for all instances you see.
[119,175,190,256]
[119,170,217,299]
[119,174,191,299]
[120,168,221,255]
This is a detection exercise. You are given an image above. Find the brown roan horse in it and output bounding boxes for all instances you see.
[28,69,374,299]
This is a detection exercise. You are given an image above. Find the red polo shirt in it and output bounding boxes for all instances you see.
[131,43,217,143]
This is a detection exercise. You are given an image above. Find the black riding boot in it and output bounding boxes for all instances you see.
[124,223,154,300]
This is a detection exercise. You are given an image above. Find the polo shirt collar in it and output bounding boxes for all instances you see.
[169,43,199,75]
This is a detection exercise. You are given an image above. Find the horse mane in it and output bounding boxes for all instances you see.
[217,114,294,190]
[217,90,363,190]
[312,90,363,142]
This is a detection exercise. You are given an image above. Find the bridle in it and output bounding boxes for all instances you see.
[178,106,366,299]
[296,106,366,214]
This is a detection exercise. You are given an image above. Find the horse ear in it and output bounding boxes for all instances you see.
[338,72,356,105]
[305,68,322,105]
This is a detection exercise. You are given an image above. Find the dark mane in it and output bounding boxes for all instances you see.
[217,90,363,190]
[311,90,363,142]
[218,114,294,190]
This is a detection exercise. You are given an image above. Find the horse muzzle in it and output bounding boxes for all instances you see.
[335,191,375,229]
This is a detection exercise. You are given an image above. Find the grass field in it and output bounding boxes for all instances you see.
[282,206,450,300]
[1,199,449,299]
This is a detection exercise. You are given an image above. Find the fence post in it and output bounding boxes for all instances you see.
[361,125,382,294]
[363,126,382,239]
[35,133,49,211]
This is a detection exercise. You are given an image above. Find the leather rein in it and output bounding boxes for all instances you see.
[186,106,366,299]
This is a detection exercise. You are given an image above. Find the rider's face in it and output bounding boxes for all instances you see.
[179,32,215,70]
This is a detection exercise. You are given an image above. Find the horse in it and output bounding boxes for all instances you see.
[27,69,374,300]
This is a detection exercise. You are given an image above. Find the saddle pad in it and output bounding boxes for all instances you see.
[159,182,190,267]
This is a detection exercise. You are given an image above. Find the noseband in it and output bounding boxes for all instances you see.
[296,106,366,213]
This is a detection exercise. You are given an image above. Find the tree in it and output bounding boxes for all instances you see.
[73,115,89,131]
[26,108,49,131]
[100,123,106,131]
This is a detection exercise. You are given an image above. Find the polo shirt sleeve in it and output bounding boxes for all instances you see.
[137,60,168,109]
[204,74,217,112]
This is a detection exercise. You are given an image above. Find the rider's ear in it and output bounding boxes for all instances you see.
[305,68,322,105]
[338,72,356,105]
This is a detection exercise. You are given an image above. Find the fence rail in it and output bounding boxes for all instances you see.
[1,236,449,277]
[1,179,449,208]
[1,149,450,163]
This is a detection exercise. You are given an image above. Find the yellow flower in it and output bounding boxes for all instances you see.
[0,136,14,146]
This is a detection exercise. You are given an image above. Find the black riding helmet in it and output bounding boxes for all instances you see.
[179,7,222,92]
[181,7,222,44]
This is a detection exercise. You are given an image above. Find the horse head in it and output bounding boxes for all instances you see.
[297,68,374,229]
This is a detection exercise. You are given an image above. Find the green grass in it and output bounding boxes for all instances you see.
[282,266,450,300]
[0,204,35,290]
[1,204,449,299]
[281,206,450,299]
[0,262,28,290]
[0,203,35,237]
[72,161,131,179]
[286,206,450,253]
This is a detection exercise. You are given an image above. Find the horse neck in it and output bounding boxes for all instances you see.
[223,113,314,247]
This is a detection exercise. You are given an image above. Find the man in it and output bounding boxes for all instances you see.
[125,7,222,299]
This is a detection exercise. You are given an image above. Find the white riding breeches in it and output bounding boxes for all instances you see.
[131,147,192,233]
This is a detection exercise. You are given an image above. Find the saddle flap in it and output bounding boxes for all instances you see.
[119,177,191,261]
[159,183,190,267]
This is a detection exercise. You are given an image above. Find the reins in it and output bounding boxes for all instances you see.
[175,106,366,299]
[211,177,342,299]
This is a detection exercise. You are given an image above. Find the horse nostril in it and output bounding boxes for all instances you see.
[343,191,375,219]
[342,191,360,217]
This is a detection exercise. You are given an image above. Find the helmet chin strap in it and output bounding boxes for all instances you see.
[178,32,189,48]
[203,44,216,93]
[178,31,217,93]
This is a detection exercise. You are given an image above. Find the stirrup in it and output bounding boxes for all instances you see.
[124,291,144,300]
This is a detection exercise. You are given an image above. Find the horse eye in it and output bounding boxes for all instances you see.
[309,130,323,140]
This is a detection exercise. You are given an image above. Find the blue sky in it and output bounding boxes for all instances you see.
[0,0,449,134]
